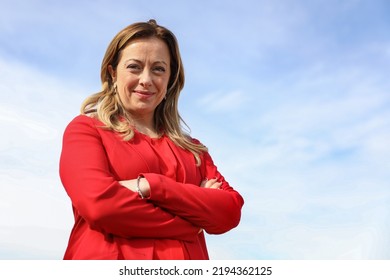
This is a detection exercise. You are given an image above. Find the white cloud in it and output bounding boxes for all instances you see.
[197,90,249,113]
[192,40,390,259]
[0,56,83,259]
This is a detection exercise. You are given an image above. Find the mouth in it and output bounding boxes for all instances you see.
[134,90,154,98]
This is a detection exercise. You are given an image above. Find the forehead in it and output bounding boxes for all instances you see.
[119,37,171,62]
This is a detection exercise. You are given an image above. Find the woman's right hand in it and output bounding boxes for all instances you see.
[119,177,151,198]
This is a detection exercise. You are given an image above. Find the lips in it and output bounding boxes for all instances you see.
[134,90,154,98]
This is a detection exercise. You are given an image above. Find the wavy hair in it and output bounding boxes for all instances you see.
[81,20,207,164]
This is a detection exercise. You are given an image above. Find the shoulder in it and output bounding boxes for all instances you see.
[68,114,103,125]
[187,136,209,160]
[183,133,202,146]
[190,137,208,150]
[190,137,200,144]
[66,114,104,129]
[64,114,105,136]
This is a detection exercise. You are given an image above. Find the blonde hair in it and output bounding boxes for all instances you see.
[81,20,207,164]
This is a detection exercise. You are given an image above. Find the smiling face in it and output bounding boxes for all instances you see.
[109,37,171,122]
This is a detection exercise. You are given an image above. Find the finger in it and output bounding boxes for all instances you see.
[204,178,218,188]
[209,181,223,189]
[200,178,208,187]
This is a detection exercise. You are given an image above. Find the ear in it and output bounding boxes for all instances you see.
[108,65,116,82]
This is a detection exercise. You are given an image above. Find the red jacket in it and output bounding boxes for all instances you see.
[59,115,244,259]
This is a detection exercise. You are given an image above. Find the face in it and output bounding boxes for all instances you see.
[109,37,171,121]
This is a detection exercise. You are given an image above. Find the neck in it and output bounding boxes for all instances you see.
[130,116,159,138]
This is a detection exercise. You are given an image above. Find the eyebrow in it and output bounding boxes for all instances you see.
[124,59,168,66]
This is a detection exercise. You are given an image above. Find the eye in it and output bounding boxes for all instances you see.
[126,64,141,71]
[153,66,166,73]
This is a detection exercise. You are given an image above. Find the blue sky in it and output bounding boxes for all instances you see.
[0,0,389,259]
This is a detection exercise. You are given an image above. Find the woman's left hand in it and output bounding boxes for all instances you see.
[200,178,222,189]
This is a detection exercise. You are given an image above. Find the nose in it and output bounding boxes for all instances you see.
[139,70,152,88]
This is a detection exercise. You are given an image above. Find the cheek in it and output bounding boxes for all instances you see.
[117,79,136,99]
[123,75,138,87]
[117,81,137,98]
[156,76,170,91]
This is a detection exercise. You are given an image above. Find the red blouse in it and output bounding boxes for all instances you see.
[59,115,244,259]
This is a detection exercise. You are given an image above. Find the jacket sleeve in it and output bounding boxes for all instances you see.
[142,150,244,235]
[59,116,199,241]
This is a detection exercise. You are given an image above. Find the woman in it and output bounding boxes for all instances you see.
[59,19,244,260]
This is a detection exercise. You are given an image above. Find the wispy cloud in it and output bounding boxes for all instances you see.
[197,90,249,113]
[0,56,82,259]
[189,26,390,258]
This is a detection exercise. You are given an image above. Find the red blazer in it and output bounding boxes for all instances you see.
[59,115,244,259]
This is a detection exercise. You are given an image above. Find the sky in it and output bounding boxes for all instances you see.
[0,0,389,260]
